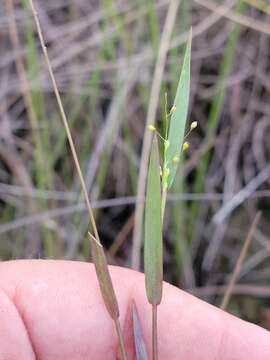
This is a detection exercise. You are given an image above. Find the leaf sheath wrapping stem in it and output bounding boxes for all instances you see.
[90,234,119,319]
[144,136,163,306]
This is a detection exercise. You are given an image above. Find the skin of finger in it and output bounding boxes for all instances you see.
[0,260,269,360]
[0,289,36,358]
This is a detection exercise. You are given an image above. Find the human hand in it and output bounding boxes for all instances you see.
[0,260,269,359]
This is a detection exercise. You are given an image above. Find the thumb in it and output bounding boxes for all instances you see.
[0,260,269,359]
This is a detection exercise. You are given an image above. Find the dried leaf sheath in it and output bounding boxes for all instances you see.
[89,234,119,319]
[144,135,163,306]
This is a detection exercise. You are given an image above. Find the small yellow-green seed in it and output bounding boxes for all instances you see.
[170,105,176,113]
[182,141,190,151]
[190,121,198,130]
[148,125,156,132]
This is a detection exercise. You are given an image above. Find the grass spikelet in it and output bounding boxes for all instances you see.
[163,28,192,191]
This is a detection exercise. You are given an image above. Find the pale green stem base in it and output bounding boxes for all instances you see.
[152,304,158,360]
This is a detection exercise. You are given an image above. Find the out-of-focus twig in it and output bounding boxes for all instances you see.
[220,212,261,310]
[190,283,270,298]
[213,165,270,224]
[243,0,270,15]
[195,0,270,34]
[1,191,270,236]
[5,0,40,146]
[109,214,134,257]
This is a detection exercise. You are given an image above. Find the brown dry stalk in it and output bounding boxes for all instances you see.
[0,142,40,255]
[220,212,261,310]
[5,0,42,255]
[195,0,270,34]
[109,214,134,257]
[27,1,127,358]
[5,0,40,147]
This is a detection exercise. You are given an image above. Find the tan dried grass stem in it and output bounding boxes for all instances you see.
[28,1,127,358]
[220,212,261,310]
[28,0,99,244]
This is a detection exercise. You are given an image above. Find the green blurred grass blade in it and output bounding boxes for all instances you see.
[144,135,163,306]
[164,29,192,190]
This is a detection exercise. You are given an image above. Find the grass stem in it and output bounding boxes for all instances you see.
[152,304,158,360]
[28,0,100,244]
[115,318,128,360]
[28,0,127,355]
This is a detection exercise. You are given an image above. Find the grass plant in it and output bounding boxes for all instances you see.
[29,1,192,356]
[144,31,192,358]
[2,0,268,358]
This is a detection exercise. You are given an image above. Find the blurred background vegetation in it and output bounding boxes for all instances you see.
[1,0,270,328]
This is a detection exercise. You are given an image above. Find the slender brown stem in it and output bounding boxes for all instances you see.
[152,304,158,360]
[115,318,128,360]
[28,0,100,244]
[28,0,127,356]
[220,212,261,310]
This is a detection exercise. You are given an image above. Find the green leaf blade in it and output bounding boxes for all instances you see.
[165,29,192,190]
[144,135,163,306]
